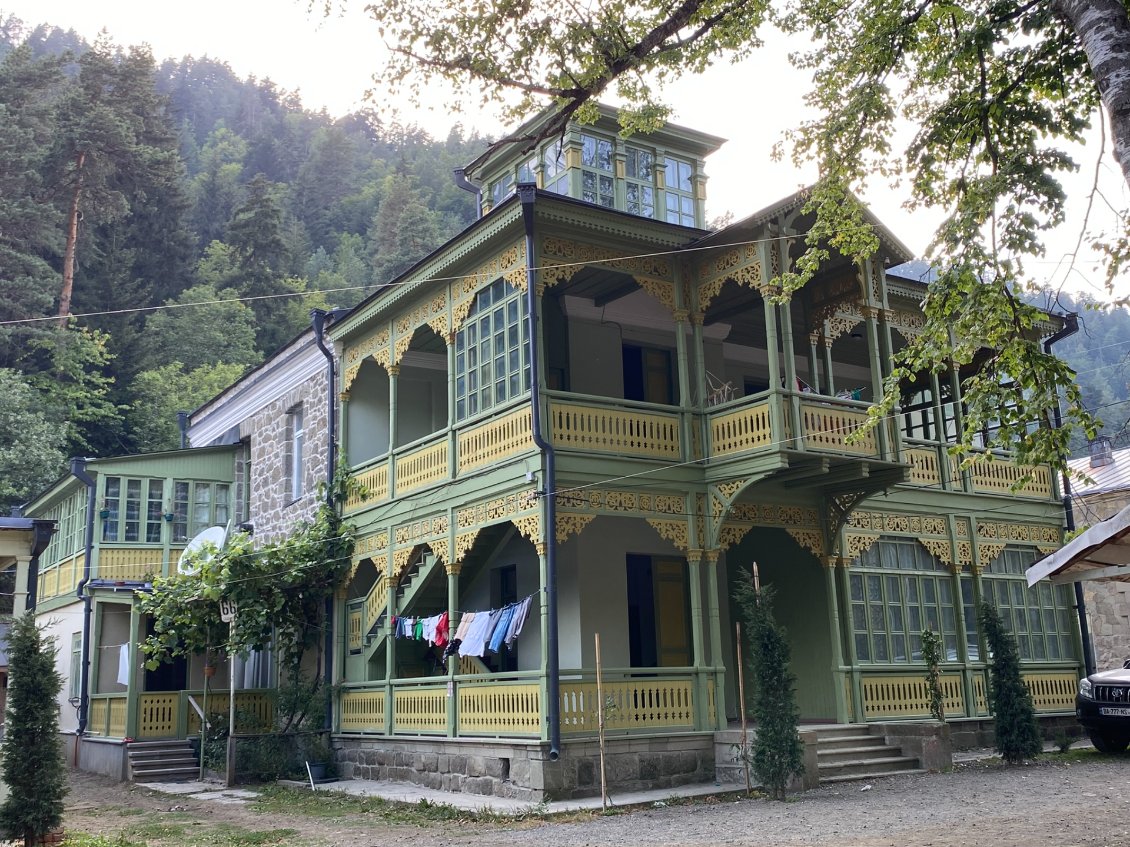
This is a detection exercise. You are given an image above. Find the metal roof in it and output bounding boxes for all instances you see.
[1026,502,1130,586]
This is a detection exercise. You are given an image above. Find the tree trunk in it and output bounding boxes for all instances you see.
[57,150,85,327]
[1054,0,1130,190]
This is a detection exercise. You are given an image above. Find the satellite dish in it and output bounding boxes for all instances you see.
[178,525,228,575]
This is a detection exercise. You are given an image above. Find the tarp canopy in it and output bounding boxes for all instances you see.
[1026,503,1130,587]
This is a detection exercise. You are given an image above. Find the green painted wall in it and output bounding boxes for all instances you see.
[347,363,390,465]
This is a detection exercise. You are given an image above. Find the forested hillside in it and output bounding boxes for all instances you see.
[0,15,1127,513]
[0,16,481,509]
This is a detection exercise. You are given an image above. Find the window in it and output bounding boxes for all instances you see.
[490,173,514,206]
[543,142,568,194]
[102,477,164,544]
[849,538,974,664]
[171,481,231,543]
[982,546,1074,661]
[454,279,530,421]
[580,133,614,207]
[663,156,696,226]
[287,405,305,501]
[625,145,655,218]
[70,632,82,699]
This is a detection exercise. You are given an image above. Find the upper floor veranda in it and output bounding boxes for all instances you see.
[332,186,1061,517]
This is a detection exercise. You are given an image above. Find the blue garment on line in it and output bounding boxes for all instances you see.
[488,605,515,653]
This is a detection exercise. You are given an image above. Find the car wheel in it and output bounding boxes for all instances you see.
[1089,732,1130,753]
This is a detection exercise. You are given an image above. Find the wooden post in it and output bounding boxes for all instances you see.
[736,621,750,795]
[227,622,236,788]
[595,632,608,811]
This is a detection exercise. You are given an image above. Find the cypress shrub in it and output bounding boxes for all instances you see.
[978,601,1042,763]
[0,612,67,846]
[733,579,804,800]
[921,628,946,722]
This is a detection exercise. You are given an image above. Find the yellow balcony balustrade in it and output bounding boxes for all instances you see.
[550,401,681,460]
[394,440,449,494]
[137,692,180,739]
[711,402,773,457]
[392,685,447,733]
[800,402,878,456]
[457,682,541,736]
[88,695,128,737]
[906,447,943,487]
[348,608,363,652]
[345,460,389,513]
[341,689,386,732]
[973,673,988,715]
[364,575,388,635]
[559,675,695,734]
[970,460,1053,499]
[458,407,533,473]
[860,673,965,719]
[186,691,275,736]
[1023,672,1077,712]
[98,547,162,582]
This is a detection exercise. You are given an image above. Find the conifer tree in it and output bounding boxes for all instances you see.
[0,613,67,847]
[733,577,804,800]
[978,602,1042,763]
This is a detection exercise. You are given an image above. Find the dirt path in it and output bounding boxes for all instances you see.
[64,755,1130,847]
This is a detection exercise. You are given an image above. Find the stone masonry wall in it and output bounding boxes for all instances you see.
[1074,490,1130,671]
[241,368,330,545]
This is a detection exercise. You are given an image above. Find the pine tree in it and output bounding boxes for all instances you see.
[0,613,67,847]
[733,578,804,800]
[978,602,1042,763]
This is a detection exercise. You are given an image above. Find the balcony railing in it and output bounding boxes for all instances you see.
[548,395,682,460]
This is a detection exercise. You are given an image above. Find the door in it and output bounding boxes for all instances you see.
[626,554,691,667]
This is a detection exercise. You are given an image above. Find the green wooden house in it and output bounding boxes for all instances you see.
[25,448,274,779]
[325,106,1081,798]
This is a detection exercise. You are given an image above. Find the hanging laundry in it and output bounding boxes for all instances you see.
[454,611,475,642]
[116,643,131,687]
[413,617,424,640]
[488,605,515,653]
[457,611,493,658]
[504,595,533,647]
[434,611,449,649]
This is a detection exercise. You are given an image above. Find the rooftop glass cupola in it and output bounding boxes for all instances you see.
[464,104,725,229]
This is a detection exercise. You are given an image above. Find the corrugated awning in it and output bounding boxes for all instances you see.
[1026,503,1130,587]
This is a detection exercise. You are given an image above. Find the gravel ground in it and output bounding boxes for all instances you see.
[65,754,1130,847]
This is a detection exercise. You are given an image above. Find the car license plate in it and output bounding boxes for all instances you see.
[1099,707,1130,716]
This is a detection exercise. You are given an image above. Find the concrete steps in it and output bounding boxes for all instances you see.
[713,724,926,787]
[127,739,199,782]
[814,725,925,784]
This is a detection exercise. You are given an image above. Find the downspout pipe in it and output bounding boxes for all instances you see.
[518,184,560,760]
[27,519,56,610]
[1044,312,1095,675]
[71,457,96,737]
[177,411,190,449]
[453,168,482,220]
[311,308,341,731]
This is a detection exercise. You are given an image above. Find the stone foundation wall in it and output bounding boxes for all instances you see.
[334,733,715,802]
[947,714,1081,751]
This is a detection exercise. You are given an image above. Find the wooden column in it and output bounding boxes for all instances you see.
[823,558,851,724]
[446,560,461,737]
[387,365,399,497]
[778,297,804,450]
[822,325,836,396]
[125,600,141,739]
[686,549,707,729]
[674,308,692,463]
[384,548,397,735]
[704,549,726,729]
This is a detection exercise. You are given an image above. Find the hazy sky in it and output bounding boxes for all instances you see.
[3,0,1127,300]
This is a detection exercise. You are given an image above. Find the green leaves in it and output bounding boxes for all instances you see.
[138,500,355,680]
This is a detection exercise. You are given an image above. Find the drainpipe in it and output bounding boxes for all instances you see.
[27,519,56,610]
[453,168,482,220]
[1044,313,1095,676]
[176,411,190,449]
[518,183,560,760]
[311,308,340,731]
[71,457,96,737]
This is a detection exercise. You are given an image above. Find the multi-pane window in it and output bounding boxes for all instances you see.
[849,538,972,664]
[517,156,536,184]
[982,546,1075,661]
[625,146,655,218]
[543,143,568,194]
[287,405,305,501]
[490,173,514,206]
[580,134,614,207]
[454,279,530,421]
[102,477,164,543]
[172,481,231,543]
[663,156,695,226]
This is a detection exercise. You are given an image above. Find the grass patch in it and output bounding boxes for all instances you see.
[122,820,189,840]
[251,784,524,826]
[64,836,146,847]
[205,825,298,845]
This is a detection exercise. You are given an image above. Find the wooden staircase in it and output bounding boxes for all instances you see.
[814,725,926,784]
[127,739,199,782]
[714,724,926,787]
